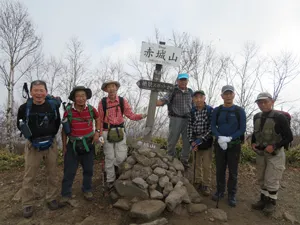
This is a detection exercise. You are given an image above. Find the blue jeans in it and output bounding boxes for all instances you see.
[61,141,94,197]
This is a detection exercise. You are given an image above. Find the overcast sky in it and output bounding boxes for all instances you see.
[1,0,300,110]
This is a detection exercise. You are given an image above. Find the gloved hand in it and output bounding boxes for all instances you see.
[223,136,232,143]
[192,138,203,151]
[192,138,202,147]
[219,141,228,150]
[218,136,228,143]
[99,136,104,144]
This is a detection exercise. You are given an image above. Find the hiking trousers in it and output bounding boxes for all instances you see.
[22,139,58,207]
[167,116,191,162]
[193,147,213,186]
[215,143,241,195]
[256,148,285,199]
[102,129,127,183]
[61,142,95,197]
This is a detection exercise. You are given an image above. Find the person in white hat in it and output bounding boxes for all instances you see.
[98,80,147,189]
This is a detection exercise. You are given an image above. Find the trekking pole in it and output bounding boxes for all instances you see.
[22,83,29,99]
[193,150,196,184]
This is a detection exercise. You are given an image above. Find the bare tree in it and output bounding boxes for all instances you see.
[226,42,266,127]
[0,0,42,151]
[57,37,90,101]
[270,51,300,102]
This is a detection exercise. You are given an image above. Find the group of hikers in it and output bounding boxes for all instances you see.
[16,73,293,219]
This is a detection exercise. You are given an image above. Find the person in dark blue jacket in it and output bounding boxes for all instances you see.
[211,85,246,207]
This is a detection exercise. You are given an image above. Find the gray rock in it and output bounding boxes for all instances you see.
[151,158,169,170]
[109,190,119,200]
[129,218,168,225]
[169,166,176,172]
[126,155,137,165]
[147,174,159,185]
[173,204,189,216]
[165,182,188,211]
[149,184,157,190]
[187,204,207,213]
[153,149,167,158]
[68,199,79,207]
[154,167,166,177]
[283,212,299,224]
[172,158,185,171]
[131,166,153,180]
[166,170,176,180]
[150,190,163,200]
[131,197,140,203]
[113,198,131,211]
[115,180,149,199]
[162,158,168,162]
[130,200,166,220]
[120,162,133,172]
[133,152,151,167]
[119,169,132,180]
[184,181,202,203]
[132,177,149,190]
[177,171,183,177]
[170,176,180,185]
[138,147,152,156]
[208,208,228,222]
[163,182,173,196]
[158,176,169,188]
[149,152,156,158]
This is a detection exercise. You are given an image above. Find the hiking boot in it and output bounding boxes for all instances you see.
[23,206,33,218]
[228,193,237,207]
[59,196,71,207]
[201,186,210,196]
[181,160,190,169]
[107,182,115,191]
[47,200,59,210]
[263,197,276,214]
[212,191,224,201]
[83,192,93,201]
[251,194,266,210]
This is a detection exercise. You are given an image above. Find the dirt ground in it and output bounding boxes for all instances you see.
[0,162,299,225]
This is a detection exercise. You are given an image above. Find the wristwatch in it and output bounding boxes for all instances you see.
[95,129,100,133]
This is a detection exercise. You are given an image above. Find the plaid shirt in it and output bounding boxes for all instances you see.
[161,86,193,116]
[187,104,213,143]
[98,96,142,135]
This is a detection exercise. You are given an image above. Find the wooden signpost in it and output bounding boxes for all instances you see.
[136,41,182,148]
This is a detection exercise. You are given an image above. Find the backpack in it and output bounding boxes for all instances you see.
[255,110,293,149]
[167,85,193,115]
[25,95,61,123]
[101,96,125,119]
[66,104,94,126]
[215,105,245,143]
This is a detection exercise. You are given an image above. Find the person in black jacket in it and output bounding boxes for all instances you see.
[17,80,61,218]
[251,92,293,214]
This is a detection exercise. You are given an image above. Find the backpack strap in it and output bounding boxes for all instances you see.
[25,98,33,123]
[102,96,124,120]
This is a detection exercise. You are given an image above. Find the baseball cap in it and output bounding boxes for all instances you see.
[255,92,273,102]
[177,73,189,80]
[193,90,205,96]
[221,85,234,94]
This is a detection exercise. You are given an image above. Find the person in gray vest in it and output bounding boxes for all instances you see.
[156,73,193,168]
[251,92,293,214]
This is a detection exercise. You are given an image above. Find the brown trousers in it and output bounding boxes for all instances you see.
[193,147,213,187]
[22,140,58,207]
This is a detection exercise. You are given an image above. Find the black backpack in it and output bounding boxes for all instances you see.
[215,105,245,143]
